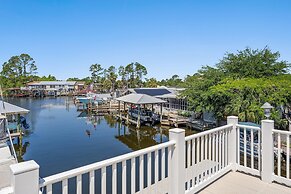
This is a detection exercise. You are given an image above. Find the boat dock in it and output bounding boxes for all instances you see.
[116,114,138,125]
[160,113,189,127]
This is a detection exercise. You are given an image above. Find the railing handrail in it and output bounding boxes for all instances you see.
[185,124,233,141]
[5,118,18,163]
[273,129,291,135]
[40,140,175,187]
[236,124,261,131]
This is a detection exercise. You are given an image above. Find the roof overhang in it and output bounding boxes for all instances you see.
[0,101,30,115]
[116,94,166,105]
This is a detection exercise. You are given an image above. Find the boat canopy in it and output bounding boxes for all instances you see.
[116,93,166,105]
[0,101,29,115]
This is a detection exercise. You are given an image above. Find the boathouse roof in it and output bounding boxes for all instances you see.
[0,101,29,115]
[116,93,166,104]
[125,87,185,99]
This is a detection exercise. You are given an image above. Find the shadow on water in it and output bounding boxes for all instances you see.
[6,97,197,194]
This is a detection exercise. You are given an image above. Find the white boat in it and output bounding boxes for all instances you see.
[76,92,111,105]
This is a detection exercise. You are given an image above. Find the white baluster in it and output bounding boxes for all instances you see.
[205,135,208,160]
[219,131,222,169]
[155,150,159,183]
[201,136,204,161]
[258,130,261,171]
[77,175,82,194]
[139,155,144,190]
[47,184,52,194]
[197,137,200,163]
[212,134,215,163]
[89,171,94,194]
[287,134,290,179]
[147,153,151,187]
[237,127,241,166]
[122,161,126,194]
[243,128,247,167]
[215,132,219,171]
[208,134,211,160]
[192,139,196,165]
[187,141,191,168]
[162,148,165,179]
[277,134,281,176]
[112,164,117,194]
[101,167,106,194]
[131,158,136,194]
[62,179,68,194]
[251,128,254,169]
[222,130,225,168]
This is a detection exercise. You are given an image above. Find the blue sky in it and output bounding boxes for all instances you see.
[0,0,290,80]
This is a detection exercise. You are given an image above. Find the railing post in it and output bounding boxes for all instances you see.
[227,116,238,171]
[169,128,185,194]
[10,160,40,194]
[261,119,274,183]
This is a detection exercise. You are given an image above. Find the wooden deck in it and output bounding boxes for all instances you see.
[198,171,291,194]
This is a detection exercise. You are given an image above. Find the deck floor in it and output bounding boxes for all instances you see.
[198,172,291,194]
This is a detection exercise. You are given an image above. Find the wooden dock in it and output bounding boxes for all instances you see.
[160,113,189,127]
[116,114,138,125]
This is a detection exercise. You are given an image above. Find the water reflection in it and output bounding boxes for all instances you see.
[5,97,196,179]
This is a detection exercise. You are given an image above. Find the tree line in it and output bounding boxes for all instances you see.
[0,54,58,88]
[1,47,290,129]
[180,47,291,129]
[0,54,183,90]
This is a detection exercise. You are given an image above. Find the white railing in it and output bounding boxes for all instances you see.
[273,129,291,186]
[236,124,261,176]
[7,116,291,194]
[184,124,233,193]
[40,140,175,194]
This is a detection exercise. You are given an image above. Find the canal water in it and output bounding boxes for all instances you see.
[7,97,197,193]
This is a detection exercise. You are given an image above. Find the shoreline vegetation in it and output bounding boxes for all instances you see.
[1,47,291,129]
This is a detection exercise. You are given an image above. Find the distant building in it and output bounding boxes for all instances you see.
[27,81,76,92]
[74,81,86,91]
[123,86,189,111]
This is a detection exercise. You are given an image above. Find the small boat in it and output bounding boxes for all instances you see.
[76,92,104,105]
[128,107,160,125]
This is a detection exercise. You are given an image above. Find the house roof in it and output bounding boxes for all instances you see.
[27,81,76,86]
[116,93,166,104]
[75,81,85,85]
[0,101,29,115]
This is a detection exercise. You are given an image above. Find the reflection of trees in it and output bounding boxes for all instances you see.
[115,122,169,151]
[103,115,117,128]
[14,141,30,162]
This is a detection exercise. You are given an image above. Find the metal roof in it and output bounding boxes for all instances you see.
[27,81,76,86]
[132,88,171,96]
[116,94,166,104]
[0,101,29,115]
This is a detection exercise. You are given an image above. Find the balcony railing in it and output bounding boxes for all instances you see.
[7,116,291,194]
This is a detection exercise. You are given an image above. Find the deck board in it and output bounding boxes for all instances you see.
[198,172,291,194]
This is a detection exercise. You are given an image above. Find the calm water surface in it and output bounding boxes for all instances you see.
[7,97,196,178]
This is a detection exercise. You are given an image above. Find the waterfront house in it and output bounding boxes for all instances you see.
[27,81,76,92]
[74,81,86,91]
